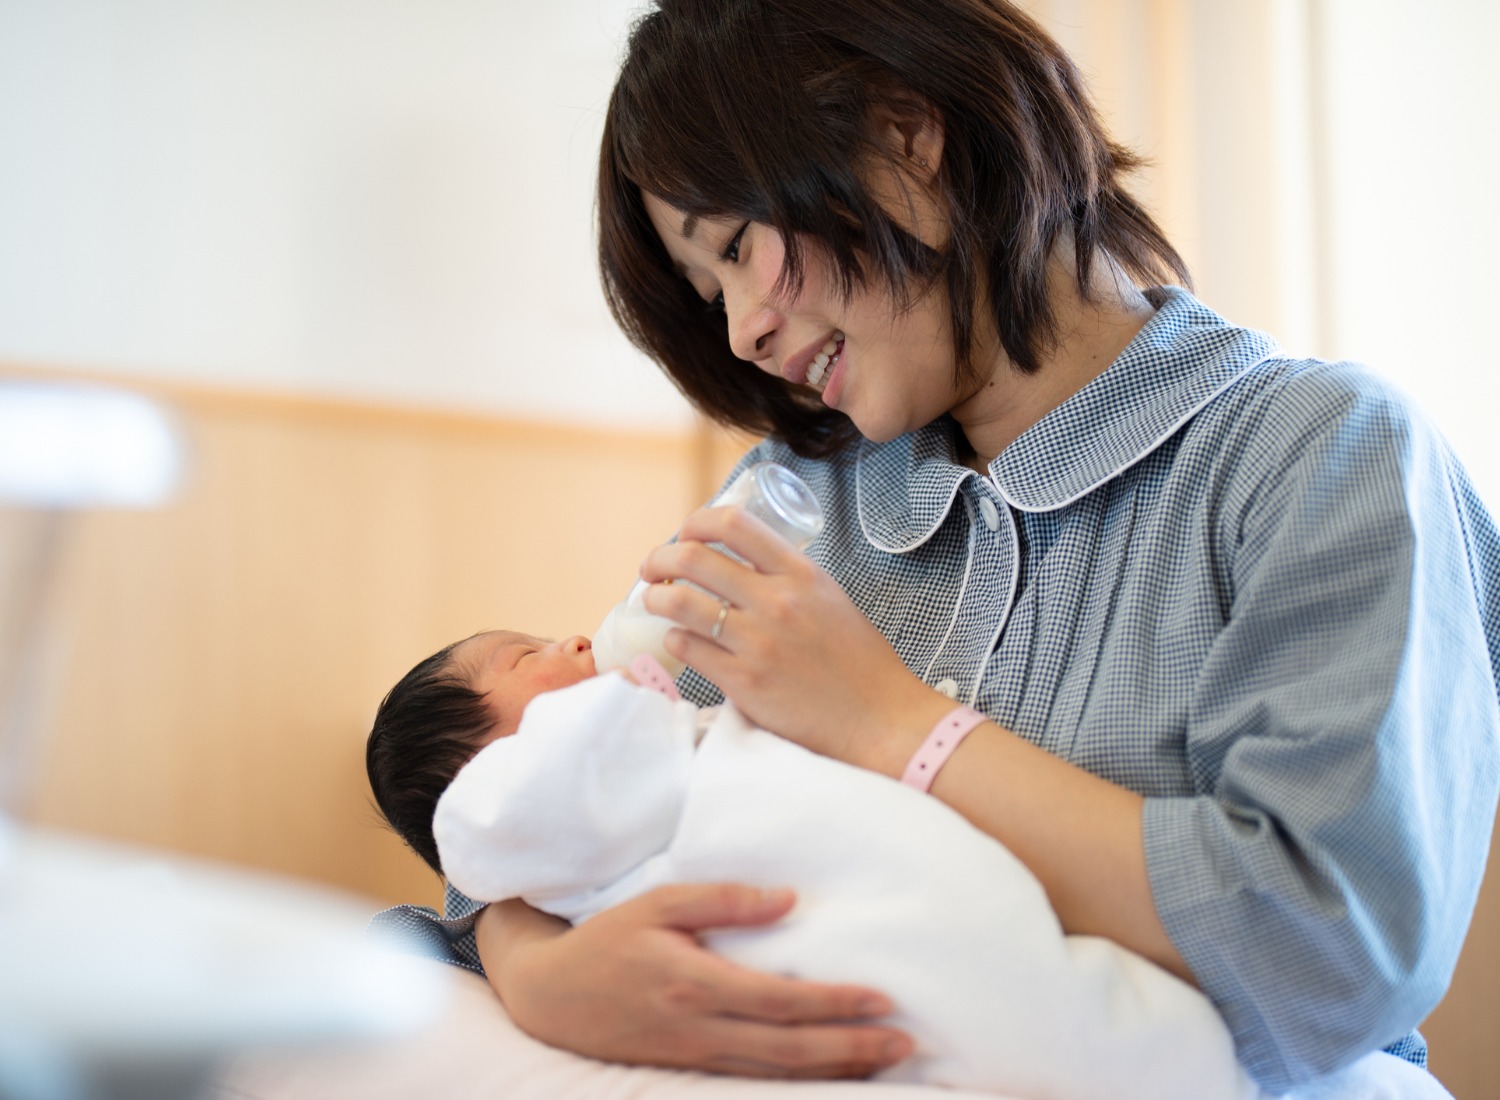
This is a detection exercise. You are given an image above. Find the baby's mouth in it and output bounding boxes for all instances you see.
[806,333,844,388]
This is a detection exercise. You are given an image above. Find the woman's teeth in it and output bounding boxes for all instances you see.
[807,333,844,388]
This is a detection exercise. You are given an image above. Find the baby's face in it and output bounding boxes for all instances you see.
[454,630,597,745]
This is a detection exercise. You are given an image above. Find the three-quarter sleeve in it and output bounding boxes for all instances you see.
[1144,373,1500,1091]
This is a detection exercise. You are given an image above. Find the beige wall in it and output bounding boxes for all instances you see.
[1427,866,1500,1097]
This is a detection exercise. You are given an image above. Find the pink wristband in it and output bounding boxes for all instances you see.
[628,653,682,701]
[901,706,986,792]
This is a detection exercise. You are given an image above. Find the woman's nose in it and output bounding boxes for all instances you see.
[724,291,779,370]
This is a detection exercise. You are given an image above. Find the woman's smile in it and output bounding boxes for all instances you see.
[783,331,844,389]
[815,335,849,406]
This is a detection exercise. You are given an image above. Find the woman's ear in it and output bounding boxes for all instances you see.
[873,100,945,186]
[866,100,948,246]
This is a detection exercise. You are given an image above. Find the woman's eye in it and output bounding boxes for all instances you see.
[720,222,748,264]
[704,291,725,315]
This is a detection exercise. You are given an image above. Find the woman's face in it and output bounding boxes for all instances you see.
[643,193,984,444]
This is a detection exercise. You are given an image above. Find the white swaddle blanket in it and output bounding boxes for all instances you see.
[433,676,1430,1100]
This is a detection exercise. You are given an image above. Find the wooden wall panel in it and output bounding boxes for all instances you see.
[1422,847,1500,1099]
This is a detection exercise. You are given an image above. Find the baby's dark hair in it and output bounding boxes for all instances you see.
[366,641,498,876]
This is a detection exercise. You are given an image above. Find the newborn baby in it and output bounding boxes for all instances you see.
[368,629,1267,1100]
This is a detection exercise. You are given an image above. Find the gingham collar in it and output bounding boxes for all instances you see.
[855,287,1281,552]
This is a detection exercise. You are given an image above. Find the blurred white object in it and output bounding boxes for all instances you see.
[0,381,445,1100]
[0,381,182,508]
[0,380,185,820]
[0,827,452,1100]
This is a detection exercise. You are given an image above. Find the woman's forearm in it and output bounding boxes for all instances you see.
[944,725,1191,982]
[859,690,1193,983]
[473,897,569,1003]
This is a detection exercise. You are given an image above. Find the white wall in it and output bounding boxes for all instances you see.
[2,0,1497,501]
[1034,0,1500,505]
[0,0,691,429]
[1314,0,1500,503]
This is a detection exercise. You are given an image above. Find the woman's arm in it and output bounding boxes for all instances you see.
[644,385,1500,1090]
[475,887,914,1078]
[882,704,1196,985]
[641,506,1192,981]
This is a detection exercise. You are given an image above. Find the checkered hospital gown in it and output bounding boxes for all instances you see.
[373,287,1500,1093]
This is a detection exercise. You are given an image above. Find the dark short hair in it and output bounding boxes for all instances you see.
[598,0,1190,457]
[366,643,498,877]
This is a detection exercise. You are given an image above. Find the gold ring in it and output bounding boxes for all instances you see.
[710,602,729,641]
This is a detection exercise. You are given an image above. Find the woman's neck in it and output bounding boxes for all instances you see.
[953,253,1157,471]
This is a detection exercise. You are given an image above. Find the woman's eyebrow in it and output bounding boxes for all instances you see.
[680,213,699,241]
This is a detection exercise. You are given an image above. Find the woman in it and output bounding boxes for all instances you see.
[385,0,1500,1092]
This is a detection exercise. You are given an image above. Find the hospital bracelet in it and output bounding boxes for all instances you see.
[900,705,987,792]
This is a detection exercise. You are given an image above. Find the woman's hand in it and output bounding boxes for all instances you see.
[640,505,951,772]
[477,885,912,1078]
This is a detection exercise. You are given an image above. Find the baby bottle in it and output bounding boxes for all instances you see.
[592,462,825,677]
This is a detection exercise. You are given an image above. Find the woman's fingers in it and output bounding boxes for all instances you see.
[710,964,899,1030]
[639,881,800,932]
[635,500,938,762]
[490,883,911,1079]
[643,567,744,640]
[639,513,818,649]
[697,1017,914,1079]
[680,505,807,573]
[637,883,902,1022]
[628,923,910,1078]
[642,506,807,595]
